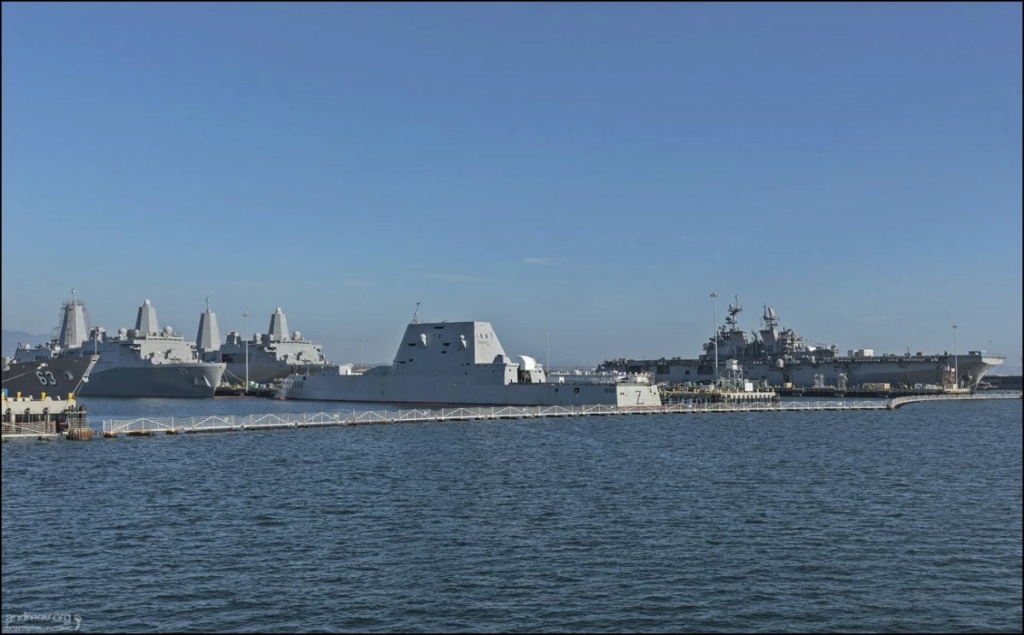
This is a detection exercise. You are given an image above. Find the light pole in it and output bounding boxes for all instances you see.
[710,291,719,389]
[951,323,958,389]
[243,312,250,393]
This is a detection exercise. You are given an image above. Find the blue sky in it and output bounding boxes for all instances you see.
[3,2,1021,371]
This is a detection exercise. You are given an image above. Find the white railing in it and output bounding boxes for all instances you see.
[889,391,1022,409]
[2,421,58,437]
[97,392,1021,437]
[101,401,888,435]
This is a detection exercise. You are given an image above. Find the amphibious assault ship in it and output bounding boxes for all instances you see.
[281,312,661,407]
[599,298,1003,390]
[14,293,226,398]
[196,302,333,385]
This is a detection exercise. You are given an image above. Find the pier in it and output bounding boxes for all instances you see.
[2,395,88,440]
[92,392,1020,439]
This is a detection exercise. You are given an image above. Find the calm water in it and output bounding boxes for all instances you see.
[3,397,1021,633]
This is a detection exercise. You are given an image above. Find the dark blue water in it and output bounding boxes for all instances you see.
[3,397,1021,632]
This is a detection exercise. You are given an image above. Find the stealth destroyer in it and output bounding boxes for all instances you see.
[281,312,661,407]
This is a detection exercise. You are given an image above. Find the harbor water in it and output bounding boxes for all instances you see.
[3,397,1021,632]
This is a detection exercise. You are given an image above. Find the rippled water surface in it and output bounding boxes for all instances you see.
[3,398,1021,632]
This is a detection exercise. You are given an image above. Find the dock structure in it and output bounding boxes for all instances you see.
[2,394,88,440]
[96,392,1021,439]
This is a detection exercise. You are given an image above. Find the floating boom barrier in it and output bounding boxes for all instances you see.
[92,392,1021,439]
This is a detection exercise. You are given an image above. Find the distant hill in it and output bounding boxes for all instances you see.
[2,330,49,357]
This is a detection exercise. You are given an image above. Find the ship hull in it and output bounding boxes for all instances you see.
[78,363,225,398]
[219,357,332,386]
[2,355,99,400]
[208,339,332,385]
[614,354,1001,390]
[284,373,661,407]
[224,363,326,386]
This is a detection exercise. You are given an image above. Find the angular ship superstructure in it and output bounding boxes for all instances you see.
[599,298,1004,391]
[196,303,333,385]
[281,315,662,407]
[14,293,226,398]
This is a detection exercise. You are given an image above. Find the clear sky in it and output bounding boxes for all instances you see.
[3,2,1021,372]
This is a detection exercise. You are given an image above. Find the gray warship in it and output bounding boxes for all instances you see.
[281,311,661,407]
[196,302,333,385]
[2,354,98,400]
[14,294,226,398]
[599,298,1003,390]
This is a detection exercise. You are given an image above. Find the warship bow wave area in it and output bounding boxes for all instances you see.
[196,302,333,385]
[598,299,1004,391]
[281,317,662,407]
[14,294,226,398]
[2,354,98,400]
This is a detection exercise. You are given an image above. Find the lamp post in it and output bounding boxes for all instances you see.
[710,291,719,389]
[243,312,250,393]
[951,323,958,389]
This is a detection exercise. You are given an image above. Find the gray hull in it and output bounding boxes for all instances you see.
[285,373,660,407]
[2,355,98,400]
[627,354,1001,390]
[78,363,224,398]
[221,357,332,386]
